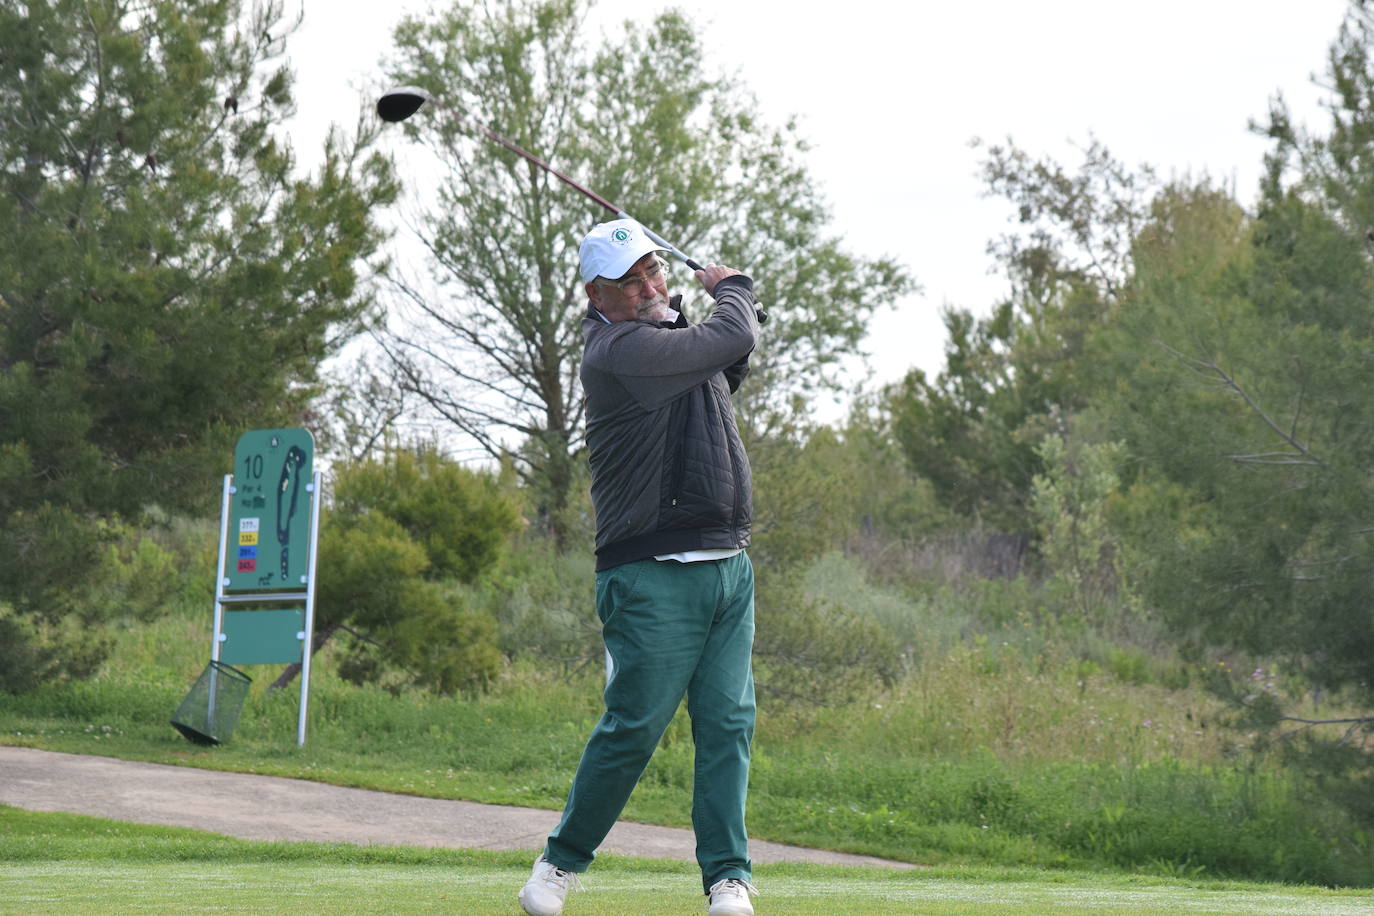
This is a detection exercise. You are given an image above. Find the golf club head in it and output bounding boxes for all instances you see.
[376,86,432,123]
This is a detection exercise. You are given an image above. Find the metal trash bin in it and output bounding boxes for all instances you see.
[170,660,252,745]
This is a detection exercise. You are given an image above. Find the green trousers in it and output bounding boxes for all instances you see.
[545,551,756,893]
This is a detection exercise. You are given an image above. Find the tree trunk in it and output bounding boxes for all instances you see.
[268,622,342,691]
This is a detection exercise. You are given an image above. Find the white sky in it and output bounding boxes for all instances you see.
[286,0,1351,416]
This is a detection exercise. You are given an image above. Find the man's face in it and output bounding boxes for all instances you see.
[586,253,671,322]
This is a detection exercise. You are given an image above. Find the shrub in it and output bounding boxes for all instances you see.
[310,447,520,694]
[0,510,202,693]
[754,577,905,708]
[482,538,599,671]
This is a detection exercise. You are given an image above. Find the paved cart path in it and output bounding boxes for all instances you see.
[0,746,912,870]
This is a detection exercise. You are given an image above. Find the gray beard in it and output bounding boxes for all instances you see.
[636,293,671,323]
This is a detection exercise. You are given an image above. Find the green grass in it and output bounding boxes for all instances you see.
[4,807,1372,915]
[5,660,1370,886]
[4,551,1374,887]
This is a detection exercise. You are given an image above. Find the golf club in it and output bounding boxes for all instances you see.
[377,85,766,323]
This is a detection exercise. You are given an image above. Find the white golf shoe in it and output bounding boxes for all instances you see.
[707,877,758,916]
[519,854,581,916]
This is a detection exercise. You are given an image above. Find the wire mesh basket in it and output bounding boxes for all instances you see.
[170,660,252,746]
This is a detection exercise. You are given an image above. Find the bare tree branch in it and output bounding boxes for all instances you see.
[1155,340,1326,468]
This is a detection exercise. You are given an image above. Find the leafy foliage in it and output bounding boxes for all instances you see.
[310,447,521,695]
[886,141,1144,530]
[753,578,905,709]
[480,537,600,671]
[1090,167,1374,696]
[0,511,199,693]
[862,7,1374,818]
[329,447,520,583]
[379,0,911,544]
[0,0,396,685]
[934,3,1374,808]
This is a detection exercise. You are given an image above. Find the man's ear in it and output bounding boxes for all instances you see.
[585,281,602,306]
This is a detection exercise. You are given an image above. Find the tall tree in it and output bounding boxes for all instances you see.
[886,140,1148,530]
[0,0,397,685]
[378,0,911,546]
[1091,0,1374,699]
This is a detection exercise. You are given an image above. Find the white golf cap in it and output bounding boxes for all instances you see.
[578,218,666,282]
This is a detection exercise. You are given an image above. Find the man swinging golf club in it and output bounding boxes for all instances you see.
[518,218,762,916]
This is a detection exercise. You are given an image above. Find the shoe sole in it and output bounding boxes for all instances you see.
[519,889,562,916]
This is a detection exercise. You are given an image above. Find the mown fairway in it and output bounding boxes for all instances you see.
[6,860,1374,915]
[3,808,1372,916]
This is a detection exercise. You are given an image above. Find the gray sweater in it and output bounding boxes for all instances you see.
[580,275,760,570]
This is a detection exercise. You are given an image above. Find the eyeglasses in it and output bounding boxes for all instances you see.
[595,259,668,297]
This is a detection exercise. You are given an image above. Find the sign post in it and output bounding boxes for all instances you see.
[210,428,321,746]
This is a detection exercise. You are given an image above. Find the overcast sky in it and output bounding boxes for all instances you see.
[286,0,1352,414]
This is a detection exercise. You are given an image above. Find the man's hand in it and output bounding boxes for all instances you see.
[694,263,742,298]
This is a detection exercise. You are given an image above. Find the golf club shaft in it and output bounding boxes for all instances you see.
[471,123,704,271]
[473,118,767,320]
[381,87,761,318]
[621,214,703,271]
[473,123,618,213]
